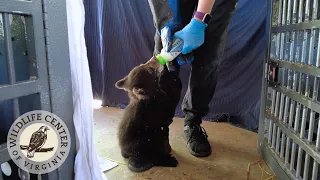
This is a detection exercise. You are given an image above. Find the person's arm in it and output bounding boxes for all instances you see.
[173,0,215,55]
[196,0,215,15]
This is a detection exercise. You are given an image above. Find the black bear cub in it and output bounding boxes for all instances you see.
[115,57,182,172]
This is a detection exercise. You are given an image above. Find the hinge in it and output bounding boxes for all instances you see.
[41,0,49,61]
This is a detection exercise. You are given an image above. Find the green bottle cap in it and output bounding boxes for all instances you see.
[156,55,167,65]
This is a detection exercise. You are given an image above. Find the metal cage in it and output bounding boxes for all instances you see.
[0,0,75,179]
[259,0,320,179]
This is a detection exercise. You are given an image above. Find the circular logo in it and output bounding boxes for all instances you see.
[7,110,71,174]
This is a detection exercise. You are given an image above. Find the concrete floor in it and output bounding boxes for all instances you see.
[93,107,276,180]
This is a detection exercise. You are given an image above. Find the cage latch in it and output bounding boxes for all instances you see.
[267,61,279,87]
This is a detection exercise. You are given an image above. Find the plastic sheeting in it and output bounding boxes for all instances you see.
[84,0,267,131]
[66,0,107,179]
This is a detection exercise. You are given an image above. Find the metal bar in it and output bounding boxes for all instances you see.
[304,0,310,22]
[269,90,277,144]
[296,147,303,177]
[317,32,320,67]
[307,111,316,142]
[316,118,320,150]
[285,135,291,165]
[279,93,285,119]
[297,0,303,24]
[311,161,318,180]
[293,68,298,92]
[289,100,295,128]
[280,132,286,158]
[289,31,295,63]
[270,59,320,78]
[266,111,320,163]
[0,0,33,15]
[283,0,288,25]
[273,91,279,150]
[278,0,283,26]
[0,143,10,164]
[277,33,281,58]
[276,127,281,153]
[260,139,298,180]
[25,16,38,79]
[30,0,52,113]
[284,95,290,123]
[271,20,320,33]
[276,0,283,58]
[279,93,286,157]
[303,153,310,180]
[290,142,297,171]
[291,102,301,171]
[280,0,288,61]
[292,0,298,24]
[275,92,281,116]
[272,122,277,148]
[0,80,40,102]
[304,73,311,98]
[312,77,319,101]
[280,32,285,60]
[2,15,14,83]
[311,0,318,20]
[296,106,308,177]
[284,0,291,62]
[269,119,273,145]
[3,13,20,118]
[300,106,308,138]
[288,0,299,90]
[297,71,302,93]
[272,90,276,114]
[294,103,301,133]
[273,86,320,114]
[286,0,292,25]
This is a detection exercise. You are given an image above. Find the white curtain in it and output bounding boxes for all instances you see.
[66,0,105,179]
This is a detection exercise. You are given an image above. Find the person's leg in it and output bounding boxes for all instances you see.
[182,0,238,157]
[151,0,198,151]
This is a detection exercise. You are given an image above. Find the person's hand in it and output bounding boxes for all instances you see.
[161,26,195,68]
[157,0,195,69]
[173,18,207,54]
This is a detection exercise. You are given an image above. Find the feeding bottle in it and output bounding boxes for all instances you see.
[156,37,184,65]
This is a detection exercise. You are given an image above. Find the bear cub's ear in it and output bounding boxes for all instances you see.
[115,76,128,90]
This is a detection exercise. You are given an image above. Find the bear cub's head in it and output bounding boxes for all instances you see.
[115,57,164,101]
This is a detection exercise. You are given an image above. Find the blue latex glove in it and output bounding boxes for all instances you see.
[158,0,194,70]
[173,18,208,54]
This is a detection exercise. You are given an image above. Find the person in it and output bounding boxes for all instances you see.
[148,0,238,157]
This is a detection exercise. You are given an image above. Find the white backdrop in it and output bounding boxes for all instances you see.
[66,0,112,179]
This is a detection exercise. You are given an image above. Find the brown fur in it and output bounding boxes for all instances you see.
[115,57,182,169]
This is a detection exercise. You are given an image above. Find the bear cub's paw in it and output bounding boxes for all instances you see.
[152,155,178,167]
[128,157,153,172]
[121,151,129,159]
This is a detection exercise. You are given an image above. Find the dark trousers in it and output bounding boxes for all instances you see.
[152,0,238,126]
